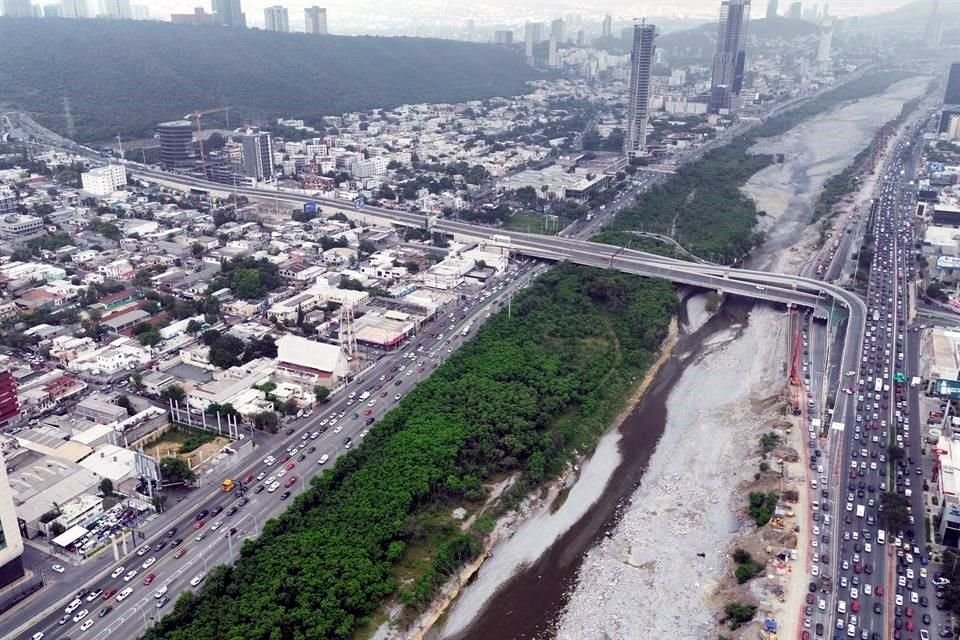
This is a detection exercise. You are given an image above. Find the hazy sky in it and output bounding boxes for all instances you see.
[144,0,914,32]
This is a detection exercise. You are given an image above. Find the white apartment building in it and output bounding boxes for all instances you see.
[81,164,127,196]
[350,157,388,178]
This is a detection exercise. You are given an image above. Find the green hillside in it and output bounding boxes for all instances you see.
[0,18,541,142]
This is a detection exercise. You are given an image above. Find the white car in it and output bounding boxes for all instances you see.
[211,520,223,531]
[137,544,151,556]
[333,425,343,434]
[263,456,275,466]
[863,584,872,596]
[116,587,133,602]
[318,454,329,465]
[895,594,904,606]
[72,609,89,623]
[256,471,267,481]
[65,598,83,614]
[79,619,94,632]
[911,591,919,604]
[154,585,168,599]
[123,569,138,582]
[195,531,207,541]
[141,556,156,569]
[267,481,281,493]
[190,572,206,587]
[32,634,44,640]
[51,564,65,573]
[110,566,125,579]
[277,468,288,479]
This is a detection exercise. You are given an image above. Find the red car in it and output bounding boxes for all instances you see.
[243,474,254,484]
[194,519,205,529]
[853,563,861,573]
[143,573,156,585]
[285,461,295,470]
[801,632,810,640]
[849,470,857,479]
[906,620,914,632]
[851,599,860,613]
[363,409,373,416]
[875,585,883,596]
[280,454,290,463]
[284,475,297,488]
[102,587,118,600]
[905,607,914,618]
[174,547,188,559]
[806,593,815,604]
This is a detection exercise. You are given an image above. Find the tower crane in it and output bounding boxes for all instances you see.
[184,107,230,173]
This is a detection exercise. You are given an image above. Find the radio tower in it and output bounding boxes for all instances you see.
[339,304,358,368]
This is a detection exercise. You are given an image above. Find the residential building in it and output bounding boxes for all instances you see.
[946,63,960,106]
[0,186,15,214]
[156,120,195,168]
[212,0,244,27]
[2,0,33,17]
[81,164,126,196]
[550,17,565,43]
[709,0,752,114]
[350,156,388,178]
[787,1,801,19]
[42,3,61,16]
[102,308,150,334]
[241,130,274,182]
[601,14,612,38]
[493,29,513,45]
[766,0,778,18]
[548,33,558,69]
[0,214,43,241]
[304,5,326,34]
[624,20,656,159]
[60,0,88,17]
[171,7,216,24]
[263,4,288,31]
[98,0,130,19]
[816,19,832,65]
[0,451,25,589]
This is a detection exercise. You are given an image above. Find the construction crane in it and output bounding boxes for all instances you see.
[184,107,230,173]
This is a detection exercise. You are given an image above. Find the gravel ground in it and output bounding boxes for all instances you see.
[554,306,787,640]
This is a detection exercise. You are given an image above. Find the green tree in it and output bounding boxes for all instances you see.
[116,395,136,416]
[314,386,330,403]
[209,334,244,369]
[99,478,114,496]
[159,457,196,485]
[161,384,186,402]
[253,411,279,433]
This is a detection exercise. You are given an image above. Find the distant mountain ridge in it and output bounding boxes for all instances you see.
[0,18,541,142]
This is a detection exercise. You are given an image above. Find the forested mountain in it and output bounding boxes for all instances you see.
[0,18,540,142]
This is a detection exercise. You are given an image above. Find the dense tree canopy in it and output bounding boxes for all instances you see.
[142,264,675,640]
[0,19,539,142]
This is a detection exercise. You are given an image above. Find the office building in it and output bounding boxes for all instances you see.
[42,3,60,15]
[493,29,513,45]
[550,17,565,43]
[171,7,216,24]
[0,214,44,240]
[60,0,87,17]
[816,19,832,65]
[98,0,129,19]
[156,120,195,168]
[524,21,537,63]
[0,370,19,427]
[0,450,25,589]
[787,1,801,19]
[624,20,656,159]
[3,0,32,16]
[601,14,612,38]
[81,164,126,196]
[766,0,778,18]
[0,186,16,214]
[946,63,960,105]
[548,33,559,69]
[241,129,274,182]
[709,0,751,114]
[212,0,244,28]
[304,5,326,34]
[263,5,288,32]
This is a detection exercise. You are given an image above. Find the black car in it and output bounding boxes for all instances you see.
[808,581,817,593]
[195,509,209,521]
[365,417,375,426]
[226,506,238,517]
[307,446,316,454]
[170,537,183,547]
[298,454,306,462]
[99,606,113,618]
[873,602,882,614]
[237,497,249,507]
[280,491,291,500]
[157,596,170,608]
[211,505,223,516]
[285,427,295,435]
[815,623,823,636]
[254,485,265,494]
[166,527,177,537]
[153,541,167,552]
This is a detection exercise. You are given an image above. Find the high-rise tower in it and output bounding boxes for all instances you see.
[304,6,326,34]
[709,0,751,114]
[766,0,778,18]
[212,0,244,28]
[624,20,656,159]
[263,4,288,31]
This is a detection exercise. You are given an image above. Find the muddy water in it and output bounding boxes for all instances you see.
[444,299,754,640]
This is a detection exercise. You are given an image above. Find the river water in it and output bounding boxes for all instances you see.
[438,76,930,640]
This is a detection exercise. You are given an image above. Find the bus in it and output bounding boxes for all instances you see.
[856,504,865,518]
[874,378,883,393]
[877,530,886,545]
